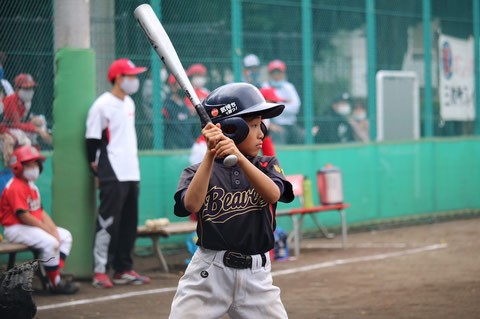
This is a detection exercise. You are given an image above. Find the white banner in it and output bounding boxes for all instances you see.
[438,34,475,121]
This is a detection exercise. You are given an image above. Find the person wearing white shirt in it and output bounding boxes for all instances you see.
[262,59,302,144]
[86,59,151,289]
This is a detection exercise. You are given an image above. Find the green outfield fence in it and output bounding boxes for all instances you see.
[1,1,480,252]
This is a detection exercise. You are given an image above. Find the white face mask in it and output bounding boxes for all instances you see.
[120,77,139,95]
[23,166,40,182]
[18,88,34,103]
[161,68,168,83]
[353,112,367,121]
[336,102,351,116]
[191,76,207,88]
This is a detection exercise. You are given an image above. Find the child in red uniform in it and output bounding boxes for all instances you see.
[0,146,78,294]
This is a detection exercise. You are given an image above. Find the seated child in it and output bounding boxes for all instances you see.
[0,146,78,294]
[169,83,294,318]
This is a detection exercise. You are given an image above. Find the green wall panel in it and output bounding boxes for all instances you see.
[4,138,479,253]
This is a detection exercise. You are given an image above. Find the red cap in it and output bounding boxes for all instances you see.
[187,64,207,77]
[268,59,286,72]
[14,73,36,90]
[168,74,177,86]
[107,59,147,82]
[259,87,285,103]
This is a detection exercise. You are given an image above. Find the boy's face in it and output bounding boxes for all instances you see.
[236,116,264,157]
[21,161,40,182]
[24,161,39,170]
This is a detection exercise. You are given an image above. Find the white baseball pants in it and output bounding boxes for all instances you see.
[169,247,288,319]
[3,224,72,267]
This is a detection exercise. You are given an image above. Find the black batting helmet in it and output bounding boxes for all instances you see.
[202,83,285,144]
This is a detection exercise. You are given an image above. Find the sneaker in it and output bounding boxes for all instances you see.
[112,270,151,285]
[50,280,79,294]
[92,272,113,288]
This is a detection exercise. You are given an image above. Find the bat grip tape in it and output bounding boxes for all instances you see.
[194,104,212,127]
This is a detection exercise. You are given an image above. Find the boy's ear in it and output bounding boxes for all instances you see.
[219,117,249,144]
[260,121,268,139]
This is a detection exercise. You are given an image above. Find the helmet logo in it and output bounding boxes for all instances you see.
[211,108,219,117]
[10,156,17,165]
[219,102,237,116]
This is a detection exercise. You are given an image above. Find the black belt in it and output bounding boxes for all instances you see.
[223,251,267,269]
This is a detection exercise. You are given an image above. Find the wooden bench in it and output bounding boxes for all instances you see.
[0,241,49,290]
[277,175,351,256]
[137,220,197,273]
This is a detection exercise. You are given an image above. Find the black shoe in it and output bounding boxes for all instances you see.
[50,280,79,294]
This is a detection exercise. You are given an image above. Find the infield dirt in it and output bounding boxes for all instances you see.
[34,218,480,319]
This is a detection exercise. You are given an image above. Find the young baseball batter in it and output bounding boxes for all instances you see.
[0,146,78,294]
[170,83,294,318]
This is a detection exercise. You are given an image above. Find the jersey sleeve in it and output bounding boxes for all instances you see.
[255,156,294,203]
[85,103,104,139]
[5,185,30,214]
[2,97,37,132]
[173,164,200,217]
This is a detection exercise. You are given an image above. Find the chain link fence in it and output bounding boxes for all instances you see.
[0,0,478,153]
[0,0,54,155]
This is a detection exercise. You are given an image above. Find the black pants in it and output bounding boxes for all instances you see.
[93,181,139,274]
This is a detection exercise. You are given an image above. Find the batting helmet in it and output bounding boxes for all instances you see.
[202,83,284,144]
[10,146,46,177]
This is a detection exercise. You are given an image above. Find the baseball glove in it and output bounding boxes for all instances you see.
[0,260,38,319]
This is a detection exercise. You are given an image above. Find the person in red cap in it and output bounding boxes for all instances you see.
[85,59,151,288]
[0,145,79,294]
[1,73,52,163]
[163,74,196,149]
[258,87,285,156]
[185,64,210,111]
[263,59,302,144]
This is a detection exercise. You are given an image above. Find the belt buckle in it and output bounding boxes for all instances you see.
[224,251,249,269]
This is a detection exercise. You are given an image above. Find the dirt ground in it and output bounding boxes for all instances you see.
[32,218,480,319]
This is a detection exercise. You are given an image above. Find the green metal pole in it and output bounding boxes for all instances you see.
[151,0,163,149]
[474,0,480,135]
[423,0,433,137]
[366,0,376,141]
[302,0,313,145]
[231,0,243,82]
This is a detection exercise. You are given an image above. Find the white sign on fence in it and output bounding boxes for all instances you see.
[438,34,475,121]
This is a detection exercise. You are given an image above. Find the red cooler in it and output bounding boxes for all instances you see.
[316,164,344,205]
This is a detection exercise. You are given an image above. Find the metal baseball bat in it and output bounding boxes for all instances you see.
[134,4,238,167]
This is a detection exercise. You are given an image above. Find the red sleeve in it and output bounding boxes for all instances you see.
[6,183,30,213]
[2,96,37,132]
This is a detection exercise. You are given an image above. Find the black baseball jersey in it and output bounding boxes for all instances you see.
[174,156,294,255]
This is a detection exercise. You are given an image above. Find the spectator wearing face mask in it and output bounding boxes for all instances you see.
[348,100,369,142]
[0,74,52,157]
[185,64,210,111]
[242,54,262,88]
[313,92,355,144]
[86,58,151,288]
[163,74,195,149]
[262,59,302,144]
[185,64,210,140]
